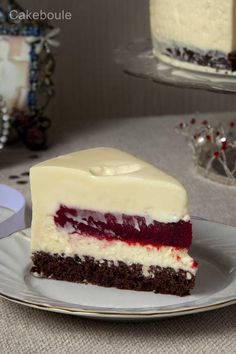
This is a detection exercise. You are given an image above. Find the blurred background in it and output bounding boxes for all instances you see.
[19,0,236,127]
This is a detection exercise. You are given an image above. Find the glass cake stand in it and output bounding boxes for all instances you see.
[115,39,236,186]
[115,39,236,94]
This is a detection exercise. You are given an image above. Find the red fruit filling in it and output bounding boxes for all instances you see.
[192,260,198,269]
[54,205,192,248]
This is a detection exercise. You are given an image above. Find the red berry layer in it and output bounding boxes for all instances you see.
[54,205,192,249]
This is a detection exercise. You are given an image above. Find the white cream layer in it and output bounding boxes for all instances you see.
[31,217,196,276]
[150,0,236,54]
[30,148,189,226]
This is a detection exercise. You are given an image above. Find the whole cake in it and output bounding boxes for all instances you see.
[30,147,198,296]
[150,0,236,73]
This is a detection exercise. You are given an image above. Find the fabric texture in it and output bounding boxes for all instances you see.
[1,112,236,353]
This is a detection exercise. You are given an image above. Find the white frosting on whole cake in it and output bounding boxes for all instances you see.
[30,147,189,226]
[150,0,236,73]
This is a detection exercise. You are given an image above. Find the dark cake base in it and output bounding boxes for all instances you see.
[31,252,195,297]
[165,46,236,71]
[154,38,236,71]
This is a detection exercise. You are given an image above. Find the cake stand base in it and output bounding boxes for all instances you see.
[115,39,236,94]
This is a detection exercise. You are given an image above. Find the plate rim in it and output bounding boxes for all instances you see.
[1,289,236,319]
[1,218,236,319]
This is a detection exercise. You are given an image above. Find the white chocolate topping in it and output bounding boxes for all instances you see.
[30,147,189,224]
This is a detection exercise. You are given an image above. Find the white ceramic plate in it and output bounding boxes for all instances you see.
[0,218,236,320]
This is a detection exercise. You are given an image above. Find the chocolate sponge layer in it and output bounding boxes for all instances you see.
[31,252,195,297]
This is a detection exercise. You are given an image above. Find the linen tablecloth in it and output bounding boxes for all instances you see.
[1,113,236,353]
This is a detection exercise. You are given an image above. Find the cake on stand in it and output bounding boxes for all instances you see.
[115,38,236,186]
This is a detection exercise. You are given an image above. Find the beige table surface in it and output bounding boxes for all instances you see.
[1,113,236,353]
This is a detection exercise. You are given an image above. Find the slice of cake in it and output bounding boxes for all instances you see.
[150,0,236,73]
[30,147,198,296]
